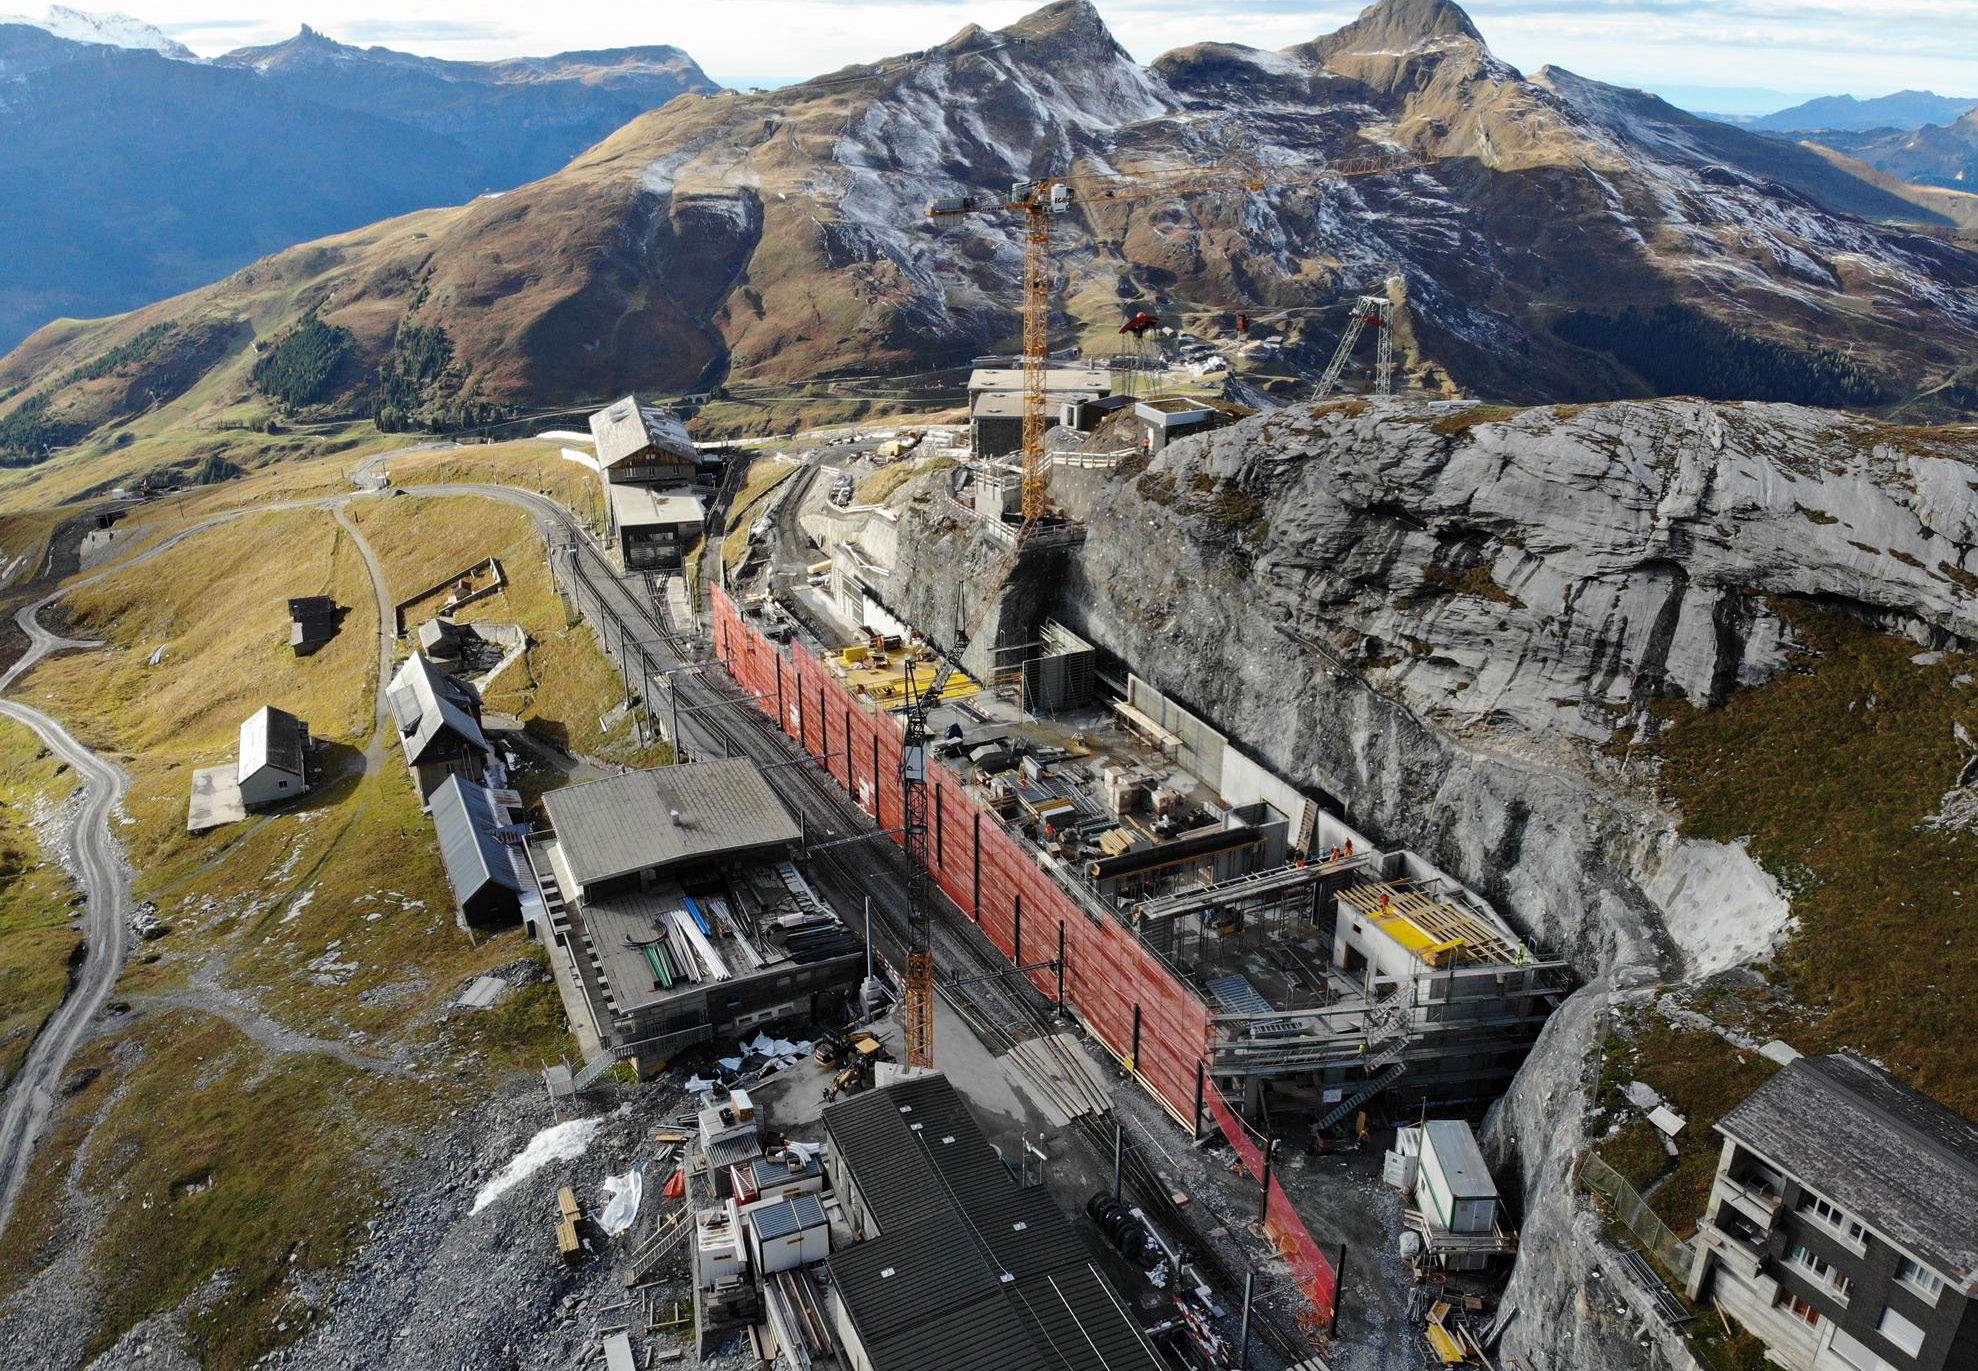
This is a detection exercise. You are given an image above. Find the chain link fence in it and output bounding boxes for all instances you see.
[1582,1151,1696,1279]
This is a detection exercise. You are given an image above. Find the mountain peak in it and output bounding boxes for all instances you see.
[1314,0,1484,57]
[0,4,195,59]
[1001,0,1115,47]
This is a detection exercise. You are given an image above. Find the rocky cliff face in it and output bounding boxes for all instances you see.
[884,396,1978,1367]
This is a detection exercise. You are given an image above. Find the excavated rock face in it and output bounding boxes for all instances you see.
[888,396,1978,1368]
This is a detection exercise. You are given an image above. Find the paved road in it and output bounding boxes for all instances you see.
[331,501,399,765]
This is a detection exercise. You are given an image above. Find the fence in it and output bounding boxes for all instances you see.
[1202,1086,1341,1330]
[713,584,1340,1328]
[1581,1152,1697,1279]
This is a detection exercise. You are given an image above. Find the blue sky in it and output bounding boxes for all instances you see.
[100,1,1978,111]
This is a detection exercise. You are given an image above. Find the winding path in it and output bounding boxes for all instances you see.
[0,492,402,1239]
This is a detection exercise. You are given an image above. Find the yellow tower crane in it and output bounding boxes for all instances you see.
[927,153,1431,529]
[895,154,1429,1072]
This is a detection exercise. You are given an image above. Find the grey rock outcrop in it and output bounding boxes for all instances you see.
[886,396,1978,1368]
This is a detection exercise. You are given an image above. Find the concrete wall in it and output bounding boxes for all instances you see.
[238,764,303,809]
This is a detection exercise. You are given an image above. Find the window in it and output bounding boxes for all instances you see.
[1877,1304,1925,1358]
[1774,1289,1821,1327]
[1798,1190,1866,1244]
[1896,1256,1945,1304]
[1827,1327,1884,1371]
[1786,1243,1851,1298]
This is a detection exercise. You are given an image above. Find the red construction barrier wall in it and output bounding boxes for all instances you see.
[715,586,1339,1326]
[1204,1087,1340,1329]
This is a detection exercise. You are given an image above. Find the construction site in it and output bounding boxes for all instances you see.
[486,156,1551,1370]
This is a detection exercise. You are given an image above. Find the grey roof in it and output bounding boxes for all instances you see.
[588,396,696,470]
[430,775,523,906]
[543,759,801,890]
[823,1075,1163,1371]
[752,1193,826,1243]
[238,706,307,782]
[1422,1121,1497,1201]
[1008,1265,1165,1371]
[967,366,1111,395]
[387,653,487,764]
[823,1082,956,1233]
[1719,1052,1978,1290]
[609,482,705,529]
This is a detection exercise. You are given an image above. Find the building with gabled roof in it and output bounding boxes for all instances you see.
[541,758,801,893]
[429,774,529,927]
[236,705,310,808]
[529,759,860,1073]
[589,395,698,482]
[1687,1051,1978,1371]
[387,651,489,804]
[821,1073,1164,1371]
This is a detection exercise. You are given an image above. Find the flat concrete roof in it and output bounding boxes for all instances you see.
[609,482,705,528]
[188,764,246,832]
[968,366,1111,395]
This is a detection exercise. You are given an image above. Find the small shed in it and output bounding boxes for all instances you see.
[288,596,339,656]
[1418,1120,1499,1236]
[236,706,310,808]
[745,1192,828,1274]
[429,775,525,927]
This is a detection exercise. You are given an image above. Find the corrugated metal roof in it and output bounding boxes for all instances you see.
[752,1193,826,1243]
[238,705,307,782]
[827,1209,1002,1348]
[823,1088,952,1233]
[1010,1265,1166,1371]
[388,653,487,764]
[863,1288,1058,1371]
[543,758,801,890]
[588,395,696,469]
[430,775,522,907]
[824,1075,1161,1371]
[1720,1052,1978,1287]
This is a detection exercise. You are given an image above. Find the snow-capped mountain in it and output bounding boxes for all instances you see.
[0,5,193,59]
[3,0,1975,448]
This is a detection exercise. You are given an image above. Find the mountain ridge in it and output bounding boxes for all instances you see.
[0,23,718,353]
[3,0,1975,470]
[1752,89,1978,133]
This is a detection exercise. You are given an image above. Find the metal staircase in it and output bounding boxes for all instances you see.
[1315,1058,1408,1133]
[570,1043,634,1092]
[1314,995,1412,1132]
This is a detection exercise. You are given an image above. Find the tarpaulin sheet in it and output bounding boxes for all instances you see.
[1204,1084,1339,1327]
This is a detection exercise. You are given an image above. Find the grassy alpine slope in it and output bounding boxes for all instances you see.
[0,499,578,1367]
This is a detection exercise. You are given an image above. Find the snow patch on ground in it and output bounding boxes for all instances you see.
[470,1116,604,1214]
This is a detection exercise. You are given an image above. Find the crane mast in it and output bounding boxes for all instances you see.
[901,153,1429,1068]
[927,154,1429,532]
[899,648,958,1070]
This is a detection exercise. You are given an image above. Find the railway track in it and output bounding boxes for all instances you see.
[502,492,1311,1366]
